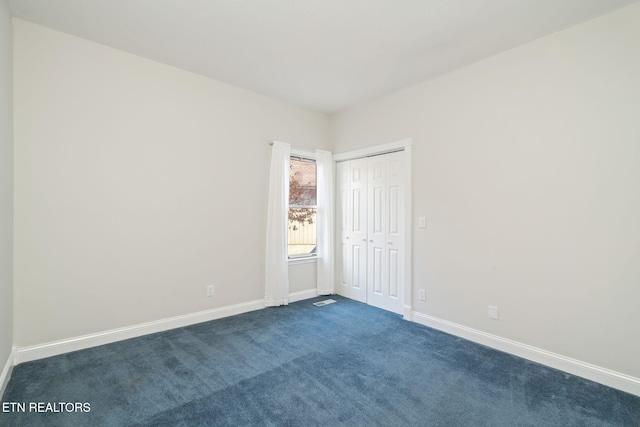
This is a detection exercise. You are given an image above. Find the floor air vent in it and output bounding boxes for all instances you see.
[313,299,337,307]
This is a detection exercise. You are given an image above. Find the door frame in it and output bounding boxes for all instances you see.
[333,138,413,320]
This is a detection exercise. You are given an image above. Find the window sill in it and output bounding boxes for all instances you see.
[288,256,318,265]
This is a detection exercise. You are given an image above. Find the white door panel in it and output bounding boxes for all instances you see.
[349,158,368,302]
[336,162,351,298]
[335,158,367,303]
[367,155,386,309]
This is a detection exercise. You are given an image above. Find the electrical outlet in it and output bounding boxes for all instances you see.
[418,289,426,301]
[207,285,214,297]
[419,217,426,228]
[488,306,499,320]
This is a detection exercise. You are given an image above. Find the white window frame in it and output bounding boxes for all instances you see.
[288,148,318,262]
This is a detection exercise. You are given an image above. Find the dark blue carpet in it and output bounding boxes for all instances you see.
[1,296,638,426]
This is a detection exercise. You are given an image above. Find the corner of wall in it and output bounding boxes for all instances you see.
[0,0,14,401]
[0,347,15,399]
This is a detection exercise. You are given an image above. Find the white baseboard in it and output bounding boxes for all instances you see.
[412,311,640,397]
[15,299,265,365]
[1,347,15,399]
[289,289,318,303]
[14,292,319,365]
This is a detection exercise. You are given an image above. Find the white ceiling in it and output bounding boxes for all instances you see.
[8,0,637,113]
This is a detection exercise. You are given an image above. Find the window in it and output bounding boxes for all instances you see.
[288,156,317,258]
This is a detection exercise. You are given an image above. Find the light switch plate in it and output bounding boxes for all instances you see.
[488,306,499,320]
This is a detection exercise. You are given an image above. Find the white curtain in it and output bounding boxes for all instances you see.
[265,141,291,306]
[315,149,334,295]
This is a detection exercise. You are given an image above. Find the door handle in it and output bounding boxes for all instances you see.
[362,239,367,242]
[387,242,393,245]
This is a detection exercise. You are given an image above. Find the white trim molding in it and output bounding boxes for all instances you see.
[13,292,320,367]
[402,305,413,321]
[412,311,640,397]
[288,256,317,265]
[402,144,412,320]
[15,300,265,365]
[332,137,412,162]
[1,347,15,399]
[289,289,319,303]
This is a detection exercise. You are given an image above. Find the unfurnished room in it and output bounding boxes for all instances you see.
[0,0,639,425]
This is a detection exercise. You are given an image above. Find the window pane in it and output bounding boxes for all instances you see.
[290,158,316,206]
[288,208,316,256]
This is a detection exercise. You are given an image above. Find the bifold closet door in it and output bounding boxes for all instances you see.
[335,151,404,314]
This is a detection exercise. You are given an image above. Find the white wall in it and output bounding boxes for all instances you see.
[289,261,317,294]
[13,19,329,347]
[0,0,14,392]
[331,3,640,379]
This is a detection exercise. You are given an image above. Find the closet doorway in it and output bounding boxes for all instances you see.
[335,140,412,317]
